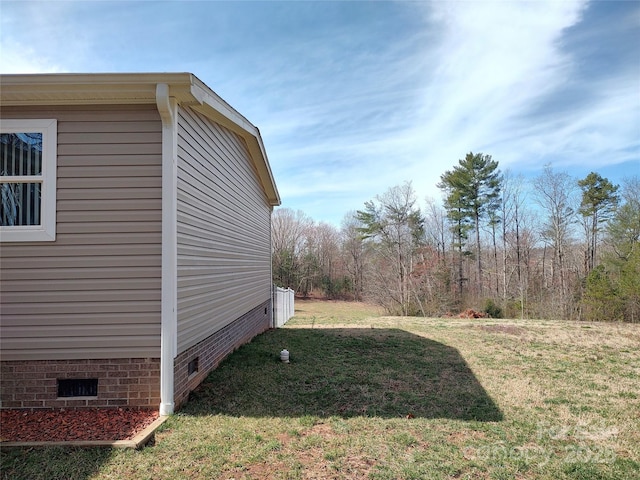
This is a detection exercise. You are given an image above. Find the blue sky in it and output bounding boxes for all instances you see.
[1,0,639,226]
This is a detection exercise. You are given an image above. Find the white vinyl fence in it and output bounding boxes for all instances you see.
[273,286,295,327]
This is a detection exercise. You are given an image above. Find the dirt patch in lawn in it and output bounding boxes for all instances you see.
[477,324,526,336]
[0,408,159,442]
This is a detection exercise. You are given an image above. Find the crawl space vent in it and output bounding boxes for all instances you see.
[57,378,98,397]
[188,357,199,376]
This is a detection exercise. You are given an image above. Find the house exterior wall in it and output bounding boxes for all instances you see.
[1,92,277,412]
[175,106,273,354]
[173,299,270,409]
[0,105,163,361]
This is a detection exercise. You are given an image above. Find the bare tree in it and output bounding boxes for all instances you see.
[315,222,343,298]
[341,212,368,301]
[271,208,313,289]
[499,172,532,315]
[357,182,425,315]
[533,165,577,318]
[424,197,448,263]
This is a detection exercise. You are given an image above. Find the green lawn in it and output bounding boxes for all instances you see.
[2,299,639,479]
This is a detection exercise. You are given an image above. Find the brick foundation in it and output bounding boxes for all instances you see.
[0,358,160,410]
[173,299,272,409]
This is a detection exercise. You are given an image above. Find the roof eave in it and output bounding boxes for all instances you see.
[188,77,281,206]
[0,73,281,206]
[0,73,193,106]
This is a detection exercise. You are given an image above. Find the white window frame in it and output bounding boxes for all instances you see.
[0,119,57,242]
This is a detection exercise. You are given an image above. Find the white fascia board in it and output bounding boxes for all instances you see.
[189,80,256,134]
[189,79,281,206]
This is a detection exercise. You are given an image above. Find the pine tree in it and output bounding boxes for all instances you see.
[438,152,502,297]
[578,172,619,273]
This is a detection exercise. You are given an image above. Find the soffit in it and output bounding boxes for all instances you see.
[0,73,193,106]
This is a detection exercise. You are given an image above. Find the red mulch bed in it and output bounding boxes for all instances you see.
[0,408,159,443]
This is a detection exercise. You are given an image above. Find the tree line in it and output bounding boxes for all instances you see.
[272,152,639,322]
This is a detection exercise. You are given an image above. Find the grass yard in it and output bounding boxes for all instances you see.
[2,299,639,480]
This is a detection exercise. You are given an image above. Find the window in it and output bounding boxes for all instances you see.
[0,119,57,242]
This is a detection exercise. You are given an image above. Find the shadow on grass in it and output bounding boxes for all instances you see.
[0,446,114,480]
[185,328,503,421]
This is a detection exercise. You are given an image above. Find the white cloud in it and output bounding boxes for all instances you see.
[275,0,589,216]
[347,0,634,209]
[0,1,95,73]
[0,40,62,73]
[409,1,587,155]
[520,79,640,167]
[0,0,636,225]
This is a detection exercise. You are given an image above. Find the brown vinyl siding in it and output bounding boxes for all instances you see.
[0,105,162,361]
[176,106,272,354]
